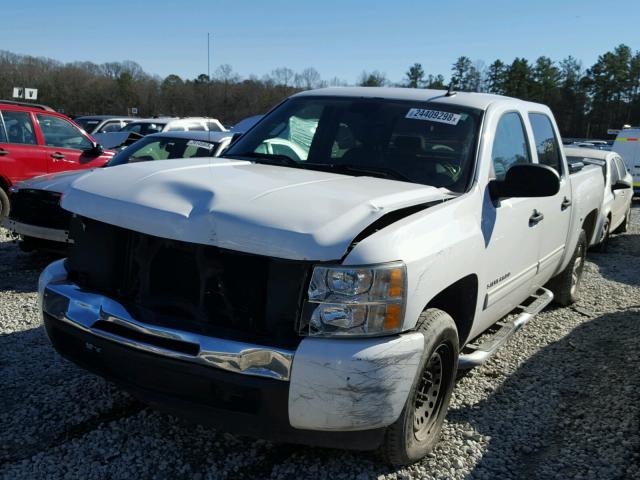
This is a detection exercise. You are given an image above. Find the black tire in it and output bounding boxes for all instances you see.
[547,230,587,306]
[382,309,459,466]
[612,207,631,234]
[0,187,9,219]
[592,216,610,252]
[18,236,36,252]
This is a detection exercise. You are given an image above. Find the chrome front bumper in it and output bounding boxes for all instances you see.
[39,260,293,381]
[2,218,73,243]
[39,260,424,431]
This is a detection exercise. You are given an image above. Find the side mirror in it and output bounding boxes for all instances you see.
[230,132,243,145]
[489,164,560,200]
[612,179,631,191]
[86,141,104,156]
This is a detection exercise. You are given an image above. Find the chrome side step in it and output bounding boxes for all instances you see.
[458,287,554,369]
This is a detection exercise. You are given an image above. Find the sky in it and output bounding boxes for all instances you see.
[1,0,639,84]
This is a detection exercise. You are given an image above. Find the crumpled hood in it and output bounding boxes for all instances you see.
[62,157,448,260]
[15,170,94,193]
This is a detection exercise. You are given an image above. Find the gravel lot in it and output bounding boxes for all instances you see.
[1,204,639,480]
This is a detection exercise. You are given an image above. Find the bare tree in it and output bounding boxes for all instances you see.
[295,67,322,90]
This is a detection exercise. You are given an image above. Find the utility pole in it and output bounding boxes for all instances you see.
[207,32,211,81]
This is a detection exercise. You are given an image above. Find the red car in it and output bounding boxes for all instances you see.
[0,100,114,217]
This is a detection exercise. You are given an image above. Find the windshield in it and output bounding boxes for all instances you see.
[224,97,482,191]
[108,136,219,166]
[121,122,166,135]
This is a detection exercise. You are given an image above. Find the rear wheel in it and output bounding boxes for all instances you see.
[0,188,9,219]
[382,309,458,466]
[548,230,587,306]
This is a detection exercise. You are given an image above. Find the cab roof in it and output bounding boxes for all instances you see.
[294,87,543,111]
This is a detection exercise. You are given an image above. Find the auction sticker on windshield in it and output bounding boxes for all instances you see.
[406,108,461,125]
[187,140,215,150]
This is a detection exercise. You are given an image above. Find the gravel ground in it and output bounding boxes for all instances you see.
[1,205,639,480]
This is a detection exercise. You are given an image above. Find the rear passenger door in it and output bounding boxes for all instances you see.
[35,114,104,172]
[527,112,571,283]
[0,109,47,184]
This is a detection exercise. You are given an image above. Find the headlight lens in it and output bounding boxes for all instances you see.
[303,262,406,337]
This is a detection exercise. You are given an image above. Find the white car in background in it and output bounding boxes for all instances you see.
[120,117,226,135]
[565,146,633,250]
[74,115,137,134]
[612,127,640,194]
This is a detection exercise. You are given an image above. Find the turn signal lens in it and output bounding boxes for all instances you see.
[388,268,404,298]
[384,304,403,331]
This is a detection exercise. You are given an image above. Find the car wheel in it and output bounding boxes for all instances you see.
[592,216,610,252]
[612,207,631,234]
[0,188,9,218]
[382,309,459,466]
[548,230,587,306]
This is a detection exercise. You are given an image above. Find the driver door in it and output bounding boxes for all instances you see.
[478,110,543,330]
[35,113,104,173]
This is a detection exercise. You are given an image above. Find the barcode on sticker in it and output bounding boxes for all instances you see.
[187,140,215,150]
[406,108,461,125]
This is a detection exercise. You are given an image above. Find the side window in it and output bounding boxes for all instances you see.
[206,121,223,132]
[2,110,37,145]
[528,113,563,175]
[614,156,627,177]
[37,114,92,150]
[185,123,206,131]
[491,112,531,181]
[99,121,123,133]
[609,158,621,186]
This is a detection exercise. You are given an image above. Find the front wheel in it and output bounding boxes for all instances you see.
[382,309,459,466]
[547,230,587,306]
[612,207,631,234]
[592,216,610,252]
[0,188,9,219]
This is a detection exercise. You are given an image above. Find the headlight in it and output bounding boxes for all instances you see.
[302,262,406,337]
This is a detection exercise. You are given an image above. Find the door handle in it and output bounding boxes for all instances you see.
[0,148,8,156]
[51,153,65,159]
[529,210,544,226]
[561,197,572,210]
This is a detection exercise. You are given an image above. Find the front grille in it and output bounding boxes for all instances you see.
[9,189,72,230]
[66,216,310,348]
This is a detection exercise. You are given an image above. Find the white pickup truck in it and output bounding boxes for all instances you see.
[39,87,604,465]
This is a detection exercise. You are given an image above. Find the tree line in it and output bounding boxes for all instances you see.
[1,45,638,136]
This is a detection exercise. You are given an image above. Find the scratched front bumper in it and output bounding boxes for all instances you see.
[289,333,424,431]
[39,260,424,433]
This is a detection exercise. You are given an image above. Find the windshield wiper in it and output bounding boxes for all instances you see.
[222,154,413,182]
[227,152,300,166]
[325,164,413,182]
